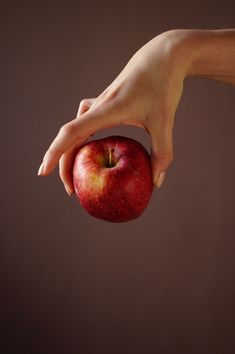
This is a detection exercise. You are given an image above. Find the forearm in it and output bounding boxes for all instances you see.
[172,29,235,84]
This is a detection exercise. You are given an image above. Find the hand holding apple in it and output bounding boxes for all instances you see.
[73,136,153,222]
[37,30,188,192]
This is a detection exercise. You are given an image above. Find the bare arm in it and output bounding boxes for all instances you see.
[174,29,235,84]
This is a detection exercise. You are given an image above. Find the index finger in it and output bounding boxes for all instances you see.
[38,102,121,176]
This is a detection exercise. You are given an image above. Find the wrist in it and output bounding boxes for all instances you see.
[149,29,197,80]
[170,29,223,77]
[167,29,235,83]
[155,29,201,78]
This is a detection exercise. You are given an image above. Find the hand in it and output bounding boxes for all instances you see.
[38,29,235,195]
[38,30,187,195]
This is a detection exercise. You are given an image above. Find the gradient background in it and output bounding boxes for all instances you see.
[1,1,235,353]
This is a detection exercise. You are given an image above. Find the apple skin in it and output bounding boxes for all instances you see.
[73,135,153,222]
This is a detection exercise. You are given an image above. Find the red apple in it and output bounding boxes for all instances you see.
[73,136,153,222]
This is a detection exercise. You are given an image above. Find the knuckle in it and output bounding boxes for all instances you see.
[59,122,77,136]
[79,98,89,107]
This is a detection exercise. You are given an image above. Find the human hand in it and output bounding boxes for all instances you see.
[38,29,213,195]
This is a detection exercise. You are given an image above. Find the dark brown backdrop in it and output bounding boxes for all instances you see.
[1,1,235,353]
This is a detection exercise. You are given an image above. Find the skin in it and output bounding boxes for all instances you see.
[38,29,235,195]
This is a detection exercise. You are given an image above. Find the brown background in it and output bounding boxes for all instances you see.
[1,1,235,353]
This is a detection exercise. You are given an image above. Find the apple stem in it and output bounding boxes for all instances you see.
[108,148,115,167]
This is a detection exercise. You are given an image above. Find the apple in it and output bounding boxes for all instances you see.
[73,135,153,222]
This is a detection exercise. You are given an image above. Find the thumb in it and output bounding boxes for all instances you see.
[150,124,174,188]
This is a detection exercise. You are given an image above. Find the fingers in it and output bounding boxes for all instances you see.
[38,118,87,177]
[59,146,79,195]
[38,96,122,177]
[58,98,96,195]
[148,116,174,188]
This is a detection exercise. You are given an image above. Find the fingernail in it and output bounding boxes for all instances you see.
[37,162,44,176]
[155,171,166,188]
[65,185,73,196]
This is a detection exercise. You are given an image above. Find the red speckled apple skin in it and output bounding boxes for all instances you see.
[73,136,153,222]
